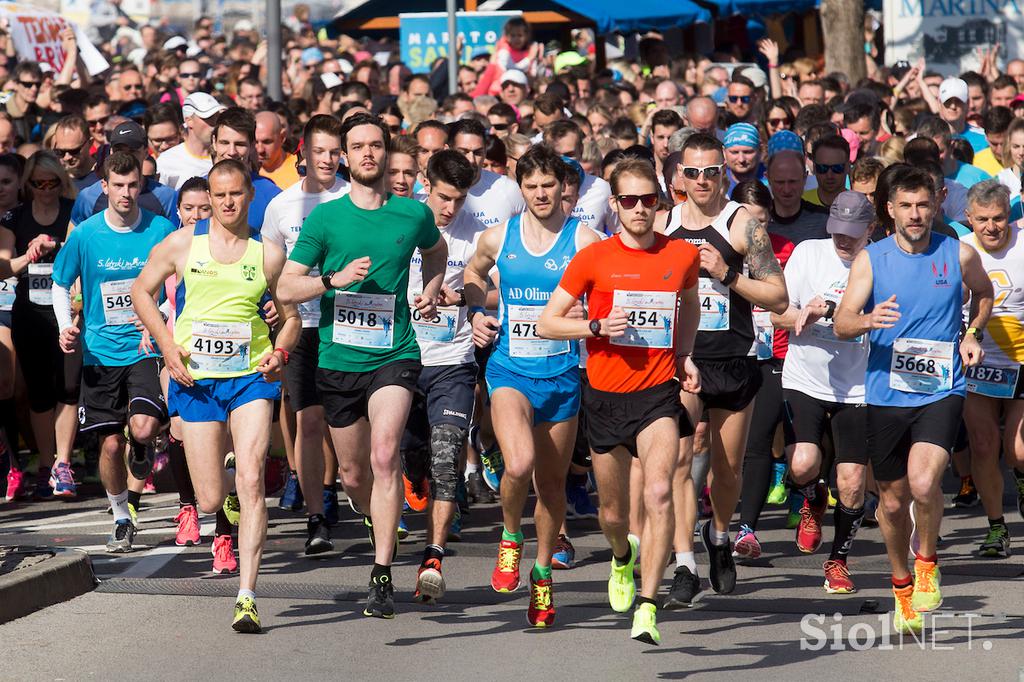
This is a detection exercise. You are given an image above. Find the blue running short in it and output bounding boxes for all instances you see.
[485,361,579,425]
[168,372,281,423]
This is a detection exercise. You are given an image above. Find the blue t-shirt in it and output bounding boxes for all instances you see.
[52,208,176,367]
[248,174,281,229]
[71,177,180,228]
[948,161,991,189]
[958,127,989,154]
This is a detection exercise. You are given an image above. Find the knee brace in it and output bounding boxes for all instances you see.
[429,423,466,502]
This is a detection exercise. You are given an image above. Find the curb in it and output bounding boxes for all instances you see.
[0,547,96,624]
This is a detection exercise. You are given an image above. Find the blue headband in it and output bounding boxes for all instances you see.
[724,123,759,149]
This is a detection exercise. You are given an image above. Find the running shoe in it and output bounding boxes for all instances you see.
[862,491,879,528]
[699,486,713,519]
[174,504,200,547]
[786,489,804,529]
[663,565,701,609]
[979,523,1010,557]
[826,486,837,508]
[278,470,304,511]
[143,474,156,494]
[49,462,77,498]
[823,559,856,594]
[608,534,638,612]
[224,453,236,471]
[447,509,462,542]
[479,443,504,493]
[364,577,395,619]
[223,492,240,526]
[212,534,238,574]
[566,483,598,519]
[323,487,339,526]
[892,584,923,634]
[490,538,523,592]
[232,596,261,633]
[700,521,736,594]
[106,519,136,553]
[363,516,399,561]
[765,461,788,505]
[527,574,555,628]
[5,466,24,501]
[33,477,53,500]
[397,514,409,540]
[415,558,445,604]
[127,502,139,529]
[952,476,979,508]
[305,514,334,555]
[912,558,942,612]
[732,524,761,561]
[796,494,827,554]
[552,534,576,570]
[128,443,153,480]
[152,445,169,474]
[631,602,660,645]
[467,471,494,504]
[403,474,429,512]
[1014,469,1024,520]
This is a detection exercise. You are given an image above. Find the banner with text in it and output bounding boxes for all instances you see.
[0,2,108,75]
[399,11,520,74]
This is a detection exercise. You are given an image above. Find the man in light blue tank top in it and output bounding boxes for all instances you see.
[835,167,992,635]
[464,145,601,628]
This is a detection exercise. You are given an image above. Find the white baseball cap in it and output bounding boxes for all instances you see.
[182,92,226,121]
[501,69,528,87]
[320,73,342,90]
[740,66,767,89]
[939,77,968,104]
[163,36,187,51]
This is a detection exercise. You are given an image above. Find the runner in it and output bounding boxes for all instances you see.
[663,132,788,604]
[50,152,175,551]
[464,144,601,627]
[959,180,1024,557]
[261,114,350,555]
[449,118,526,228]
[538,157,701,644]
[132,158,300,633]
[277,112,449,619]
[771,190,873,592]
[834,166,993,634]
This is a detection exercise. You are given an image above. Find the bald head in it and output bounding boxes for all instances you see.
[655,80,681,109]
[0,118,14,154]
[254,111,285,169]
[686,97,718,135]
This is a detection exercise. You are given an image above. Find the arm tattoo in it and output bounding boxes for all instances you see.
[744,218,782,281]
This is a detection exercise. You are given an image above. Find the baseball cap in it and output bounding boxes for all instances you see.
[1012,93,1024,108]
[182,92,226,121]
[163,36,188,51]
[554,51,587,74]
[739,67,767,89]
[501,69,528,87]
[302,47,324,66]
[939,77,969,104]
[723,122,759,149]
[767,130,804,157]
[827,191,874,238]
[110,120,147,150]
[234,19,255,32]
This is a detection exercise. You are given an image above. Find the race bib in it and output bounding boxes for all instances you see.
[698,277,729,331]
[889,337,954,394]
[101,278,135,325]
[0,277,15,312]
[752,308,773,360]
[411,302,461,343]
[299,267,321,325]
[965,364,1020,399]
[332,292,395,348]
[611,290,675,349]
[189,321,251,373]
[507,303,569,358]
[27,263,53,305]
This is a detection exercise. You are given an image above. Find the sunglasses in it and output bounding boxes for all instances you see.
[491,123,509,131]
[87,115,110,128]
[54,142,86,157]
[179,72,201,79]
[680,164,724,180]
[388,125,402,134]
[814,162,847,174]
[29,178,60,190]
[767,117,789,127]
[123,83,144,91]
[18,80,40,89]
[728,95,751,104]
[616,193,658,209]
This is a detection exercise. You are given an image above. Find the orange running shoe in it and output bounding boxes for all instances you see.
[403,475,429,512]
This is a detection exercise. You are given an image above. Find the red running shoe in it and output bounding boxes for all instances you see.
[490,539,522,592]
[212,534,237,574]
[796,487,827,554]
[527,574,555,628]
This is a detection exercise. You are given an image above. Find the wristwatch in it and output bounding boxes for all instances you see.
[589,319,603,337]
[823,299,837,320]
[321,270,336,290]
[455,288,466,307]
[966,326,984,342]
[720,268,738,287]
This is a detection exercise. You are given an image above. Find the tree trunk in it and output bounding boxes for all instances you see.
[820,0,866,84]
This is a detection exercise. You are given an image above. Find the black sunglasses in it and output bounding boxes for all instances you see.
[179,72,201,79]
[87,115,110,128]
[814,162,846,174]
[491,123,510,131]
[54,142,86,157]
[729,95,751,104]
[616,193,658,209]
[18,80,40,89]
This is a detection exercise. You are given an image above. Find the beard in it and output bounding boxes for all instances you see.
[896,221,928,243]
[350,162,384,185]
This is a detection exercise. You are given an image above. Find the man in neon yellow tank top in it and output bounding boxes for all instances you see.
[133,159,301,633]
[279,112,449,620]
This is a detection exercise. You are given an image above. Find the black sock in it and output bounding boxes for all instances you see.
[829,502,865,561]
[167,436,196,506]
[636,596,656,608]
[309,512,325,524]
[989,516,1006,528]
[799,480,820,503]
[215,508,233,537]
[422,544,444,565]
[0,398,19,469]
[567,472,588,487]
[323,482,337,493]
[127,489,142,510]
[371,563,391,583]
[613,543,632,566]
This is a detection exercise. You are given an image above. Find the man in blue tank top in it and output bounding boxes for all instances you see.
[835,167,992,635]
[464,144,600,628]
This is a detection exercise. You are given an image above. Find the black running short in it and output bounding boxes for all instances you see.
[783,389,867,465]
[572,369,592,468]
[585,379,693,457]
[284,327,321,412]
[694,355,762,412]
[79,358,168,435]
[866,394,964,481]
[318,359,422,429]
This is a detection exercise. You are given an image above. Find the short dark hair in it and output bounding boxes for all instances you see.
[731,180,773,212]
[488,102,517,123]
[542,120,582,148]
[239,76,264,92]
[13,62,42,81]
[389,134,420,159]
[610,117,638,143]
[144,102,182,130]
[903,136,942,167]
[213,107,256,143]
[177,176,210,204]
[842,101,880,130]
[515,144,567,185]
[426,149,476,191]
[811,134,850,161]
[609,157,658,195]
[916,115,952,143]
[534,92,564,117]
[992,74,1017,92]
[101,151,142,181]
[652,109,684,130]
[339,81,372,104]
[414,119,448,137]
[851,157,885,184]
[681,132,724,157]
[888,166,935,200]
[84,92,111,110]
[982,106,1013,135]
[447,118,487,146]
[962,71,988,96]
[208,158,253,191]
[339,112,389,154]
[302,113,343,149]
[794,104,832,137]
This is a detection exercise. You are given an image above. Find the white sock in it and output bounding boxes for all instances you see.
[108,490,130,523]
[711,528,730,547]
[237,588,256,601]
[675,551,696,572]
[464,462,479,478]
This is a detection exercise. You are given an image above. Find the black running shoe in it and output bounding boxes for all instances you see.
[304,514,334,556]
[662,565,701,609]
[700,521,736,594]
[128,443,153,480]
[467,471,494,504]
[363,577,395,619]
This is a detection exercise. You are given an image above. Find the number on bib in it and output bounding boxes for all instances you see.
[101,278,136,325]
[27,263,53,306]
[507,303,569,357]
[332,292,395,348]
[966,364,1020,399]
[189,321,251,374]
[611,290,676,349]
[0,277,15,312]
[889,337,954,394]
[698,277,729,331]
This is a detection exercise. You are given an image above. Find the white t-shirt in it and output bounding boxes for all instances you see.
[156,143,213,190]
[997,167,1022,197]
[961,226,1024,368]
[261,177,350,327]
[781,238,868,403]
[572,174,614,234]
[408,209,486,366]
[464,169,525,228]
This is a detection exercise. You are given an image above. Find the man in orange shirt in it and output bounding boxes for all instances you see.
[538,159,702,646]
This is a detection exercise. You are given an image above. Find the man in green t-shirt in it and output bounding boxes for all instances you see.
[279,112,448,620]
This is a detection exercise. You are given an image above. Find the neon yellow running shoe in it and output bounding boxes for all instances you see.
[630,602,660,645]
[128,501,139,528]
[912,559,942,612]
[892,584,923,634]
[223,492,240,526]
[608,534,639,613]
[232,596,261,633]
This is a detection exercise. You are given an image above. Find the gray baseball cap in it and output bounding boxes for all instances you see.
[827,191,874,238]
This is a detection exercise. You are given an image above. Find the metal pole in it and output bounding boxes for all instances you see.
[267,0,283,101]
[446,0,458,95]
